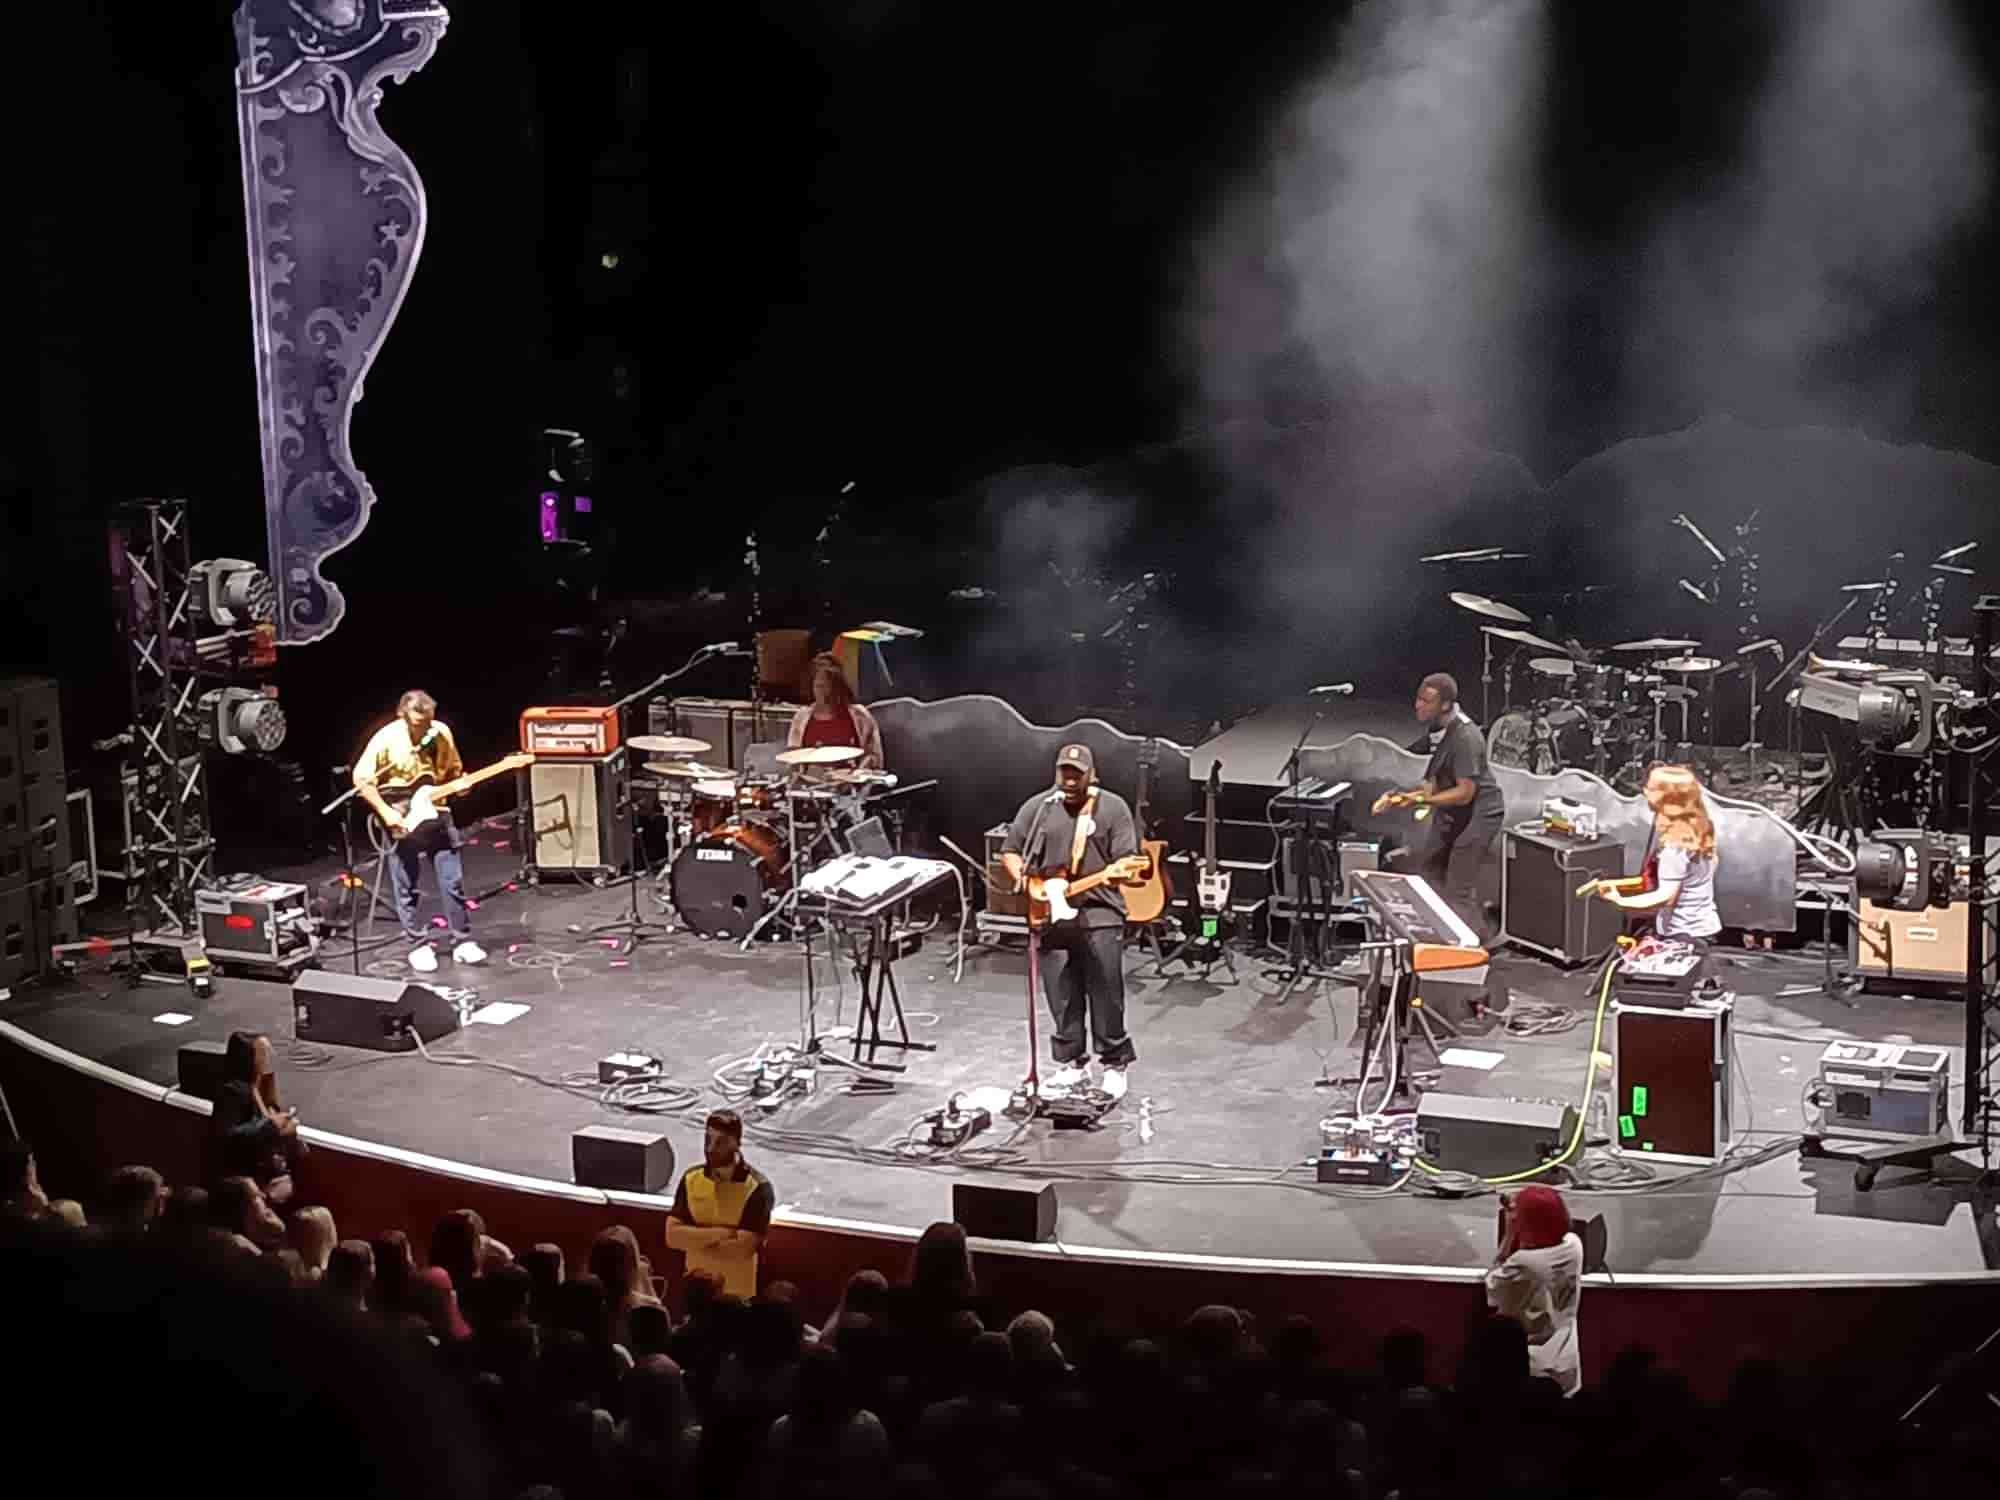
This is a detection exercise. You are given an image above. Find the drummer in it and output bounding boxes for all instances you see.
[785,653,884,771]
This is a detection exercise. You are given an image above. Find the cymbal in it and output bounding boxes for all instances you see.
[1481,624,1566,653]
[1657,656,1721,673]
[1840,581,1889,592]
[644,760,735,780]
[775,744,864,767]
[1809,655,1884,675]
[628,734,712,756]
[1611,637,1701,653]
[1527,656,1575,677]
[1450,591,1530,625]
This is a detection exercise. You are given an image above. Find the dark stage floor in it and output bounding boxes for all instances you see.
[9,825,1996,1283]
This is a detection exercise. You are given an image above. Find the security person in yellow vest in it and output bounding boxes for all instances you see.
[665,1109,774,1298]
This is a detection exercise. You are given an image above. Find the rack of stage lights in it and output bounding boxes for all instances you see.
[109,498,287,937]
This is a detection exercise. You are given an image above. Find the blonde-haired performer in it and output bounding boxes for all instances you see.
[1595,764,1720,942]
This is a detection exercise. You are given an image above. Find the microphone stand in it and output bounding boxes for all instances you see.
[1769,593,1861,824]
[1261,696,1347,999]
[588,646,736,948]
[318,777,376,976]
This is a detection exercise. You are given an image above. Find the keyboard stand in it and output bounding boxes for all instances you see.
[798,866,953,1065]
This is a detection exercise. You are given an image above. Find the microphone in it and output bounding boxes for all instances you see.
[1678,579,1711,604]
[704,640,755,656]
[1309,683,1355,696]
[417,724,439,749]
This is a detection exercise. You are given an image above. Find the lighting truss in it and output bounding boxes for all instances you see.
[110,499,214,936]
[1964,597,2000,1166]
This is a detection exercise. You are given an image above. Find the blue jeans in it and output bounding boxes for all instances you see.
[389,811,470,944]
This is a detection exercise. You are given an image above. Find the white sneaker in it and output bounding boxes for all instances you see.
[451,940,488,965]
[408,943,439,973]
[1099,1066,1129,1102]
[1047,1063,1089,1094]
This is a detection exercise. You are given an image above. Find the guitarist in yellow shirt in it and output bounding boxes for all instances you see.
[352,690,488,974]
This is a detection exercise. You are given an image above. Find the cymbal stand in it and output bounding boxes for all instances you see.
[1479,627,1496,724]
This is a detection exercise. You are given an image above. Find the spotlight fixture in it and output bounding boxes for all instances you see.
[189,558,277,630]
[198,687,287,755]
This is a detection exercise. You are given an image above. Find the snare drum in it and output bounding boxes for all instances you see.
[671,821,789,938]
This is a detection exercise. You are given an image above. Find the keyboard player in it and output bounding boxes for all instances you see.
[1372,672,1505,941]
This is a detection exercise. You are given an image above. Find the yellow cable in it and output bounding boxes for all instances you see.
[1412,945,1622,1187]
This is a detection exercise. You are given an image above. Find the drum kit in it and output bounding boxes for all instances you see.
[628,734,886,939]
[1450,595,1726,790]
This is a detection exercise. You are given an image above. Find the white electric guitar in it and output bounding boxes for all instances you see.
[381,753,534,838]
[1026,856,1150,928]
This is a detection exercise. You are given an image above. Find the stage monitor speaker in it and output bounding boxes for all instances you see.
[1417,1093,1577,1179]
[952,1179,1057,1243]
[293,968,460,1052]
[1502,828,1625,966]
[529,751,631,878]
[572,1125,677,1194]
[176,1040,230,1102]
[1853,897,1970,984]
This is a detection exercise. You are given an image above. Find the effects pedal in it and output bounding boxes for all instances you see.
[598,1052,662,1084]
[924,1098,992,1147]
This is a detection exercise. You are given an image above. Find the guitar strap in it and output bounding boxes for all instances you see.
[1069,789,1098,873]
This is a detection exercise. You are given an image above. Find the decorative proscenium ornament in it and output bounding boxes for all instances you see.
[234,1,450,644]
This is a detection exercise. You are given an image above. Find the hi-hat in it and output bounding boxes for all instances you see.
[1450,591,1530,625]
[1657,656,1721,674]
[1481,624,1566,653]
[775,744,864,767]
[629,734,713,756]
[1612,636,1700,653]
[1527,656,1575,678]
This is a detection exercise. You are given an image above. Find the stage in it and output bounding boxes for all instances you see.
[5,825,1994,1285]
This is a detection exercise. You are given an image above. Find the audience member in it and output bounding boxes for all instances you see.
[428,1207,486,1294]
[99,1164,167,1236]
[2,1140,48,1219]
[818,1267,888,1348]
[521,1241,564,1324]
[761,1341,892,1497]
[211,1030,302,1203]
[626,1300,672,1359]
[325,1238,375,1312]
[587,1223,663,1348]
[1485,1183,1584,1396]
[412,1264,473,1345]
[210,1174,285,1251]
[290,1205,337,1281]
[155,1183,211,1247]
[913,1330,1023,1491]
[615,1354,701,1496]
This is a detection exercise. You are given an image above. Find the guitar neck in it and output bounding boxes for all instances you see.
[435,755,532,799]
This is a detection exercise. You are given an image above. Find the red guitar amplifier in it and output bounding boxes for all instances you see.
[520,705,621,757]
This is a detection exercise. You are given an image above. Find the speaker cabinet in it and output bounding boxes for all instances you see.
[293,969,461,1052]
[1417,1093,1578,1179]
[952,1179,1057,1242]
[1502,828,1625,965]
[176,1040,230,1102]
[572,1125,677,1194]
[1853,898,1970,984]
[1612,997,1732,1165]
[529,751,631,878]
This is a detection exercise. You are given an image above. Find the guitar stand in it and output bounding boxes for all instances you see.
[1147,919,1239,983]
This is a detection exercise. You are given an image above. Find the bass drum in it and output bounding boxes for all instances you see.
[1488,705,1595,777]
[671,822,788,938]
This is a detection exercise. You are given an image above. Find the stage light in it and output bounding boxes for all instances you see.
[1852,829,1955,913]
[198,687,287,755]
[189,558,276,630]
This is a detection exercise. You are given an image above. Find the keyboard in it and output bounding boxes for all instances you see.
[1348,869,1488,974]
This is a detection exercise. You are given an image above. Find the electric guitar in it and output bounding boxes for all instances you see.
[1197,761,1231,917]
[378,753,534,838]
[1575,852,1659,900]
[1124,738,1171,925]
[1027,856,1150,928]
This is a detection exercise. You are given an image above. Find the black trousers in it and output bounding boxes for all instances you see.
[1417,805,1505,943]
[1036,922,1135,1068]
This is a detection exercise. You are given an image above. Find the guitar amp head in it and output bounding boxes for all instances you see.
[520,705,622,757]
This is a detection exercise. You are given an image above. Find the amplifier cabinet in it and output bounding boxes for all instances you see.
[529,751,631,878]
[1853,898,1969,984]
[520,704,622,758]
[1502,828,1624,966]
[983,824,1027,916]
[652,698,804,771]
[1612,996,1733,1165]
